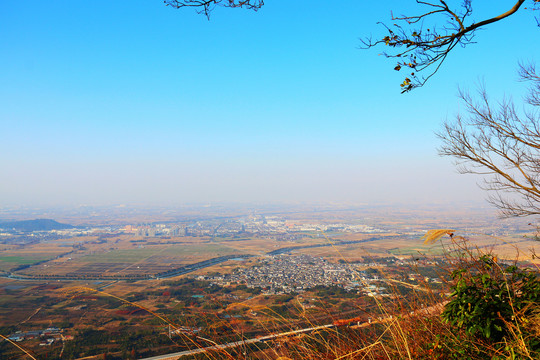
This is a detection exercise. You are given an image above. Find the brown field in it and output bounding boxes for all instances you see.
[4,226,539,280]
[0,242,75,272]
[18,240,247,277]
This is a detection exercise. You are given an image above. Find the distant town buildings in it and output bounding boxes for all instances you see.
[126,215,384,239]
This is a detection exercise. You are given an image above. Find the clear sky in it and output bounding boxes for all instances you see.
[1,1,538,207]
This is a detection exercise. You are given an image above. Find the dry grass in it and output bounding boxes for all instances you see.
[2,231,538,360]
[158,233,540,360]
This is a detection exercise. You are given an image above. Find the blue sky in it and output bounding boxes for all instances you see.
[1,1,539,207]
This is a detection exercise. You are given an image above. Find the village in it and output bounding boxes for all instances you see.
[198,254,389,295]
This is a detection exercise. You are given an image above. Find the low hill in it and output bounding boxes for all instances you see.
[0,219,75,232]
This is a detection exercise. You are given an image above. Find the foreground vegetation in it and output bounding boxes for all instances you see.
[182,236,540,360]
[261,236,540,360]
[1,233,538,359]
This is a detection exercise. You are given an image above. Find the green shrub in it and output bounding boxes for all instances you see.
[443,255,540,344]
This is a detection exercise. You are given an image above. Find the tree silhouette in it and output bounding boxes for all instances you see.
[164,0,540,91]
[438,63,540,217]
[361,0,539,92]
[164,0,264,18]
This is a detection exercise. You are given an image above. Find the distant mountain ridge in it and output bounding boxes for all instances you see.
[0,219,75,232]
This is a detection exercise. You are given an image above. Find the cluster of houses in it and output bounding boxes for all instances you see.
[202,254,386,295]
[7,327,72,346]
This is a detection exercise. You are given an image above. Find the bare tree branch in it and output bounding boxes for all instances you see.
[361,0,539,92]
[438,63,540,217]
[163,1,540,91]
[164,0,264,18]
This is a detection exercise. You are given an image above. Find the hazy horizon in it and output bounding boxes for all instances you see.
[2,1,538,208]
